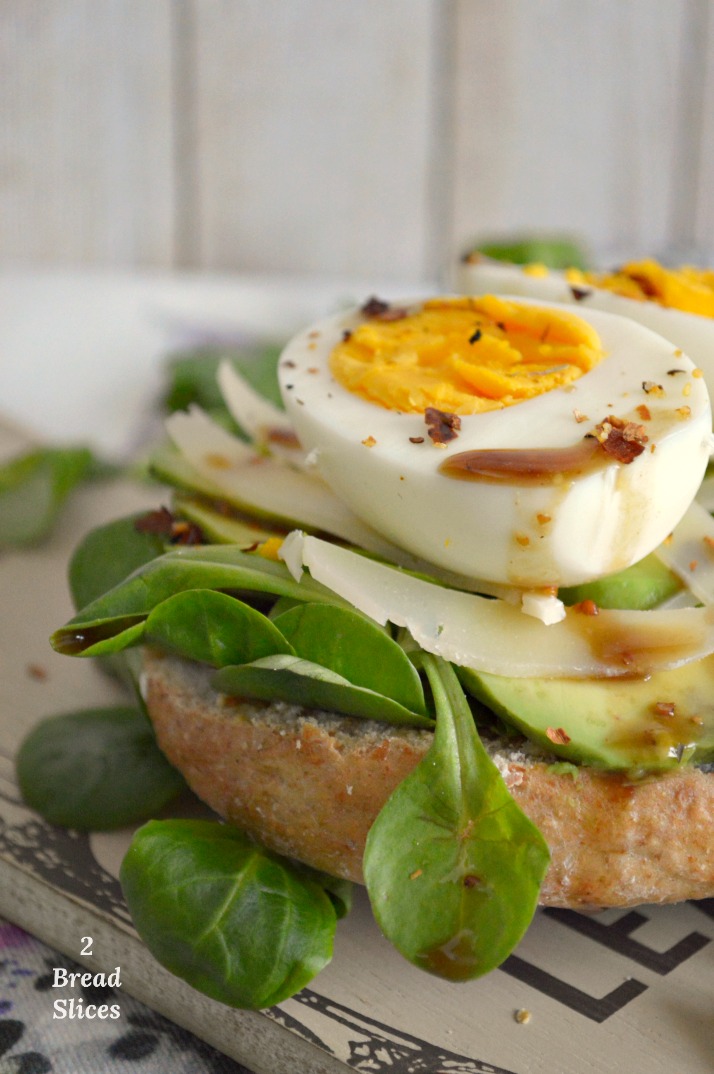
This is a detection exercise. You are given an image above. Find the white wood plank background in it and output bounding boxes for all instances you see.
[1,0,713,282]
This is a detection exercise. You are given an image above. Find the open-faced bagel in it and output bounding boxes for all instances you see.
[141,649,714,910]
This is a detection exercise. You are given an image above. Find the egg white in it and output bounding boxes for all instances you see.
[457,260,714,398]
[278,296,712,588]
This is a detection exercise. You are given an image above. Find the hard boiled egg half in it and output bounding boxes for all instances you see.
[457,257,714,397]
[278,295,712,589]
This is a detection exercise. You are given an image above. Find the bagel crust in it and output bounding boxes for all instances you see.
[142,649,714,910]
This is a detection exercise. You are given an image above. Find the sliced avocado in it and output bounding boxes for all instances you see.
[559,553,681,610]
[151,443,298,530]
[459,659,714,773]
[149,441,232,500]
[173,494,280,546]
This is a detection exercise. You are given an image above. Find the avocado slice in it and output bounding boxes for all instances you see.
[460,659,714,773]
[173,494,280,546]
[559,553,681,610]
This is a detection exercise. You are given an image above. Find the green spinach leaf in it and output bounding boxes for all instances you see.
[301,869,353,920]
[68,513,167,611]
[0,446,98,547]
[268,595,303,619]
[363,655,549,980]
[120,819,336,1009]
[272,603,426,714]
[163,346,283,426]
[16,706,185,830]
[145,589,294,667]
[214,655,434,729]
[51,545,345,657]
[471,235,589,270]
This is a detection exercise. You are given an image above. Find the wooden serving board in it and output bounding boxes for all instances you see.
[0,274,712,1074]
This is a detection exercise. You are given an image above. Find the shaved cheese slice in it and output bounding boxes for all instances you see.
[217,360,303,465]
[280,531,714,678]
[166,406,403,552]
[656,499,714,604]
[164,405,530,602]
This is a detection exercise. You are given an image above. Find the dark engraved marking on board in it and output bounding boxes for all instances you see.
[500,905,712,1022]
[545,907,711,973]
[694,898,714,921]
[500,954,647,1023]
[0,784,129,923]
[268,989,517,1074]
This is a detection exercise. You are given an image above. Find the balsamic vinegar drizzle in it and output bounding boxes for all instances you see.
[439,439,605,484]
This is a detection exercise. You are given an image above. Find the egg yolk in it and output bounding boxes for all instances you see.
[329,295,603,414]
[567,258,714,318]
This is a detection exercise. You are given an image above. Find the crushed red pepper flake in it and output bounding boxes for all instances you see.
[689,560,698,572]
[546,726,571,745]
[362,435,377,447]
[642,381,665,396]
[574,598,599,616]
[653,701,676,718]
[170,520,204,546]
[628,272,660,298]
[134,506,174,536]
[573,408,588,423]
[635,403,651,421]
[570,286,592,301]
[205,452,232,469]
[592,415,648,463]
[134,507,204,546]
[425,406,461,445]
[703,535,714,552]
[360,296,409,321]
[27,663,48,681]
[267,427,301,448]
[409,435,425,444]
[677,406,692,420]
